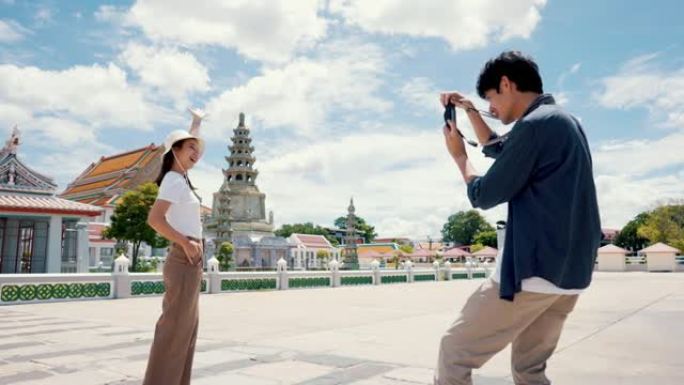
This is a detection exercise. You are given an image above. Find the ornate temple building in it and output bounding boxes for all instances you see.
[0,126,102,274]
[60,144,163,224]
[206,113,291,268]
[60,144,163,265]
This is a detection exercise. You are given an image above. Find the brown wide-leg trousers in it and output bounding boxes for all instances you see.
[143,243,203,385]
[434,279,579,385]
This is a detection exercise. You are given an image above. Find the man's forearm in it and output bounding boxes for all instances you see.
[466,110,495,144]
[453,154,479,184]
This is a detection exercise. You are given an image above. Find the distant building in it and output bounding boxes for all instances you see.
[0,126,101,274]
[601,228,620,246]
[288,233,341,270]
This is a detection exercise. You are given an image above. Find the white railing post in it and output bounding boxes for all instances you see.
[371,259,381,285]
[444,261,452,280]
[277,257,288,290]
[433,260,441,281]
[207,256,221,294]
[113,253,131,299]
[465,257,474,279]
[405,260,414,283]
[483,260,491,278]
[329,259,340,287]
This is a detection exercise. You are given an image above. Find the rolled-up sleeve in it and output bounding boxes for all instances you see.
[482,133,504,159]
[467,122,538,210]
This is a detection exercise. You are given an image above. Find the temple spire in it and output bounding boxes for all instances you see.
[343,196,360,269]
[1,125,21,156]
[223,112,258,186]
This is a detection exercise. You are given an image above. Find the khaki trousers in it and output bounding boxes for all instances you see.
[435,279,578,385]
[143,243,203,385]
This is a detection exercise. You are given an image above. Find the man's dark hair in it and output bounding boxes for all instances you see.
[476,51,543,98]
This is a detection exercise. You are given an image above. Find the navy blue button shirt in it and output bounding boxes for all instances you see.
[467,94,602,300]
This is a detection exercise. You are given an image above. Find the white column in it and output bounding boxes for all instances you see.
[46,216,63,273]
[76,222,89,273]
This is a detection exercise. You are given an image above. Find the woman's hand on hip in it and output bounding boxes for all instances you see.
[181,239,203,265]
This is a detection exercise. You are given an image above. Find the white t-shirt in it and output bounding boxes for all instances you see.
[492,235,584,295]
[157,171,202,239]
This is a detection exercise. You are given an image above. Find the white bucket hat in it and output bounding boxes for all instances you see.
[162,130,205,156]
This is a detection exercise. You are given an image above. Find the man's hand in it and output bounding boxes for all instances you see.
[440,91,473,109]
[443,120,467,161]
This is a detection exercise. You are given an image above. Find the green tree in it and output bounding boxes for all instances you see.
[614,212,651,252]
[316,249,330,267]
[217,242,234,271]
[637,205,684,251]
[103,183,168,272]
[470,243,485,253]
[274,222,338,246]
[441,210,494,246]
[473,230,498,248]
[334,216,377,243]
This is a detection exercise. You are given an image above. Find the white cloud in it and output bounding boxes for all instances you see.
[187,161,224,206]
[124,0,328,63]
[0,63,165,130]
[0,19,29,43]
[329,0,547,51]
[203,39,391,139]
[399,77,441,115]
[34,6,53,25]
[595,53,684,128]
[589,54,684,229]
[595,173,684,229]
[554,92,569,106]
[94,5,127,23]
[119,43,210,107]
[27,116,98,146]
[593,132,684,177]
[220,129,506,237]
[570,62,582,74]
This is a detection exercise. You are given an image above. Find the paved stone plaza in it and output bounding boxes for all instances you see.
[0,272,683,385]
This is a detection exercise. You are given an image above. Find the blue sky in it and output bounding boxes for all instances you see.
[1,0,683,238]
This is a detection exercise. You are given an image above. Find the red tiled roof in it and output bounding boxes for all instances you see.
[293,233,332,248]
[0,195,102,216]
[442,247,471,257]
[639,242,680,254]
[597,244,627,254]
[472,246,498,257]
[408,248,437,258]
[88,223,115,244]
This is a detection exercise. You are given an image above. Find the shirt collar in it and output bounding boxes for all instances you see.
[521,93,556,118]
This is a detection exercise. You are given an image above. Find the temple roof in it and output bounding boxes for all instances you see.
[291,233,334,248]
[0,194,102,216]
[60,144,162,206]
[0,154,58,195]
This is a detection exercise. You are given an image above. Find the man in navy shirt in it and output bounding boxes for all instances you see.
[434,51,601,385]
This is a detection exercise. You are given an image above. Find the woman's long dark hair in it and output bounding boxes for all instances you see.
[155,139,197,190]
